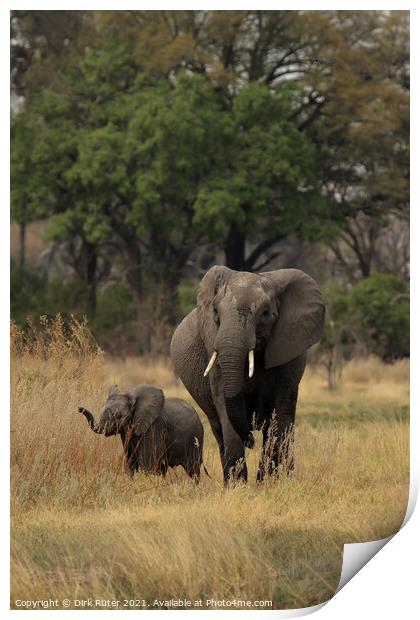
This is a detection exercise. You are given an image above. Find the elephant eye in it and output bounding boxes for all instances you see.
[261,309,270,318]
[213,306,220,324]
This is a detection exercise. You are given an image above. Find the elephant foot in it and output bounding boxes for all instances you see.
[223,458,248,486]
[256,458,295,482]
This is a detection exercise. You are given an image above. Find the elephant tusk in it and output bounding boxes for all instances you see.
[248,350,254,378]
[204,351,217,377]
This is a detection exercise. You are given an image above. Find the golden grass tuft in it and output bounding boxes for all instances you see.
[342,355,409,385]
[11,317,409,610]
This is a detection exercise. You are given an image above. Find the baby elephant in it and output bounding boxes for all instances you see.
[79,384,205,480]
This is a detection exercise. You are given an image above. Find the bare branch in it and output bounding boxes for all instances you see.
[243,234,286,271]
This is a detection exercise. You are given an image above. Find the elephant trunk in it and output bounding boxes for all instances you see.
[78,407,102,434]
[216,327,251,443]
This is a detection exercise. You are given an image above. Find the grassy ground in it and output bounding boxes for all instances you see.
[10,318,409,610]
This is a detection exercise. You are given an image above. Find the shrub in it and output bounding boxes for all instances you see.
[345,274,409,361]
[11,265,89,325]
[319,274,409,366]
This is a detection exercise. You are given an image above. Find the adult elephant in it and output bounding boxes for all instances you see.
[170,266,325,484]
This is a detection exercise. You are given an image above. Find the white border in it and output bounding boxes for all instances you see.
[3,3,416,618]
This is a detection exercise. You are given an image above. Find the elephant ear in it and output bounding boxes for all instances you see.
[197,265,234,352]
[262,269,325,368]
[129,385,165,437]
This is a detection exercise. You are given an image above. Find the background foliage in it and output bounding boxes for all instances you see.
[11,10,409,363]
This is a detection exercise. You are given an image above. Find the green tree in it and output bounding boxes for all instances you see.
[11,90,104,315]
[305,11,409,280]
[11,112,48,267]
[319,274,409,365]
[11,10,94,102]
[14,51,324,315]
[11,10,96,279]
[345,273,409,361]
[62,72,231,314]
[11,10,409,335]
[194,81,334,269]
[94,10,336,268]
[95,10,409,274]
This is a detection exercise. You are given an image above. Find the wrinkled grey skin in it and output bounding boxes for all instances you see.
[170,266,325,485]
[79,384,204,480]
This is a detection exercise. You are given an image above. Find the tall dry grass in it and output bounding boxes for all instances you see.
[11,317,409,610]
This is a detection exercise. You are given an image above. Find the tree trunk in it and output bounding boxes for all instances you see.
[326,357,336,391]
[359,257,371,278]
[85,241,97,317]
[123,238,143,303]
[155,266,182,324]
[19,221,26,269]
[224,222,246,270]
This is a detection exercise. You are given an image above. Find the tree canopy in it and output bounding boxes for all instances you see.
[11,10,409,357]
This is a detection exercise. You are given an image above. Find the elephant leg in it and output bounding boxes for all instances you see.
[199,398,226,474]
[277,412,296,476]
[219,404,247,484]
[257,392,297,481]
[276,391,298,476]
[124,440,139,476]
[210,377,247,485]
[270,358,305,477]
[206,413,225,465]
[257,417,275,482]
[223,435,247,484]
